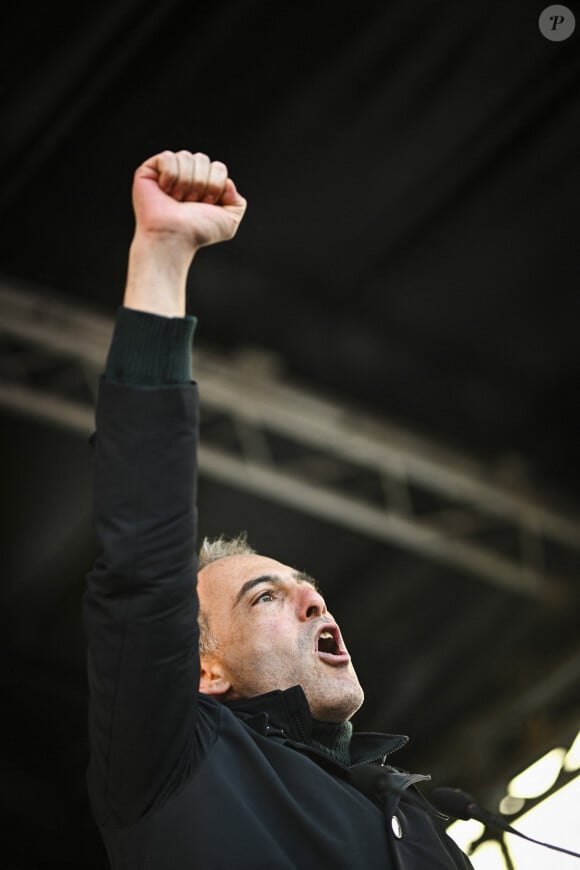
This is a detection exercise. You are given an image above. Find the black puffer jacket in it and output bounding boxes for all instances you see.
[84,378,473,870]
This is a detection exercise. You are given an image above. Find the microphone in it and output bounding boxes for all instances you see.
[430,786,580,859]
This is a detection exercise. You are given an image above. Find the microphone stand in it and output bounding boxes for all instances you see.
[472,801,580,860]
[430,786,580,860]
[498,837,516,870]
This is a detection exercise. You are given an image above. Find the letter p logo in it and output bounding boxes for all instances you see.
[539,5,576,40]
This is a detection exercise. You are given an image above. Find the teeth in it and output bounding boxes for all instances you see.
[320,631,333,639]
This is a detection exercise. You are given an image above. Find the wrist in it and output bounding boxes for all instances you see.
[123,232,198,317]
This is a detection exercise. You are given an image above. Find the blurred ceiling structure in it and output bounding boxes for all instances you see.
[1,2,579,866]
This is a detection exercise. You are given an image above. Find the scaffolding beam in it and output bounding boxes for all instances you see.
[1,279,579,601]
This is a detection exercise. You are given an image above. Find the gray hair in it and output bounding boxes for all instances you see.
[198,531,256,571]
[197,532,257,658]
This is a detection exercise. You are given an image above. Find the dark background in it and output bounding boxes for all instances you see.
[1,2,579,866]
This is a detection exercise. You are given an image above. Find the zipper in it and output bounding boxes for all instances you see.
[348,736,407,768]
[348,753,389,769]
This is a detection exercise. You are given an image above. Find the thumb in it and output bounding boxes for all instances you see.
[220,177,245,208]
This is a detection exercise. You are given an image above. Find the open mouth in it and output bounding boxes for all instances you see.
[315,625,350,663]
[318,630,339,654]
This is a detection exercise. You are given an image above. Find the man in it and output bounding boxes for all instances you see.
[84,149,473,869]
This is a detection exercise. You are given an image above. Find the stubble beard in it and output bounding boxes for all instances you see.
[303,666,365,722]
[222,634,364,722]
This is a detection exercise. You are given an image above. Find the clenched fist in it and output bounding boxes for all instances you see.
[133,150,247,249]
[124,149,247,317]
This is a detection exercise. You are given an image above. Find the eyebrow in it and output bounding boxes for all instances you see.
[233,570,319,609]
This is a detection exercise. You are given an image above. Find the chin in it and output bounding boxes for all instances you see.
[310,686,364,723]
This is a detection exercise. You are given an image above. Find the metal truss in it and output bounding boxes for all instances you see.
[1,278,579,601]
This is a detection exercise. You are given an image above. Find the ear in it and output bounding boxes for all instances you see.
[199,656,231,697]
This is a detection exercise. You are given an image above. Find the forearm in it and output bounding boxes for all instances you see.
[123,232,195,318]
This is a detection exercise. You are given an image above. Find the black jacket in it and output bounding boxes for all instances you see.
[84,378,473,869]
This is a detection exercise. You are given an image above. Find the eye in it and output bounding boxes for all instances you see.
[252,589,276,605]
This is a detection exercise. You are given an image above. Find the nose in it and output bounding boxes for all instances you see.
[297,584,327,621]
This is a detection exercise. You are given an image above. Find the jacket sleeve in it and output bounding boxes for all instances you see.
[83,377,200,827]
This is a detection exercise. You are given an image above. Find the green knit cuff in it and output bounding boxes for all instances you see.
[104,307,197,385]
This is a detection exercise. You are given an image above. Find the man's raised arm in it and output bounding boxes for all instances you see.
[84,150,246,826]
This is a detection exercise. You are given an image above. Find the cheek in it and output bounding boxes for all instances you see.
[244,613,296,654]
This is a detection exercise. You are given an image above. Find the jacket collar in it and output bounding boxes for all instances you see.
[223,684,409,766]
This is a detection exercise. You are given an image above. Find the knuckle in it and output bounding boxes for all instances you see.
[160,149,177,164]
